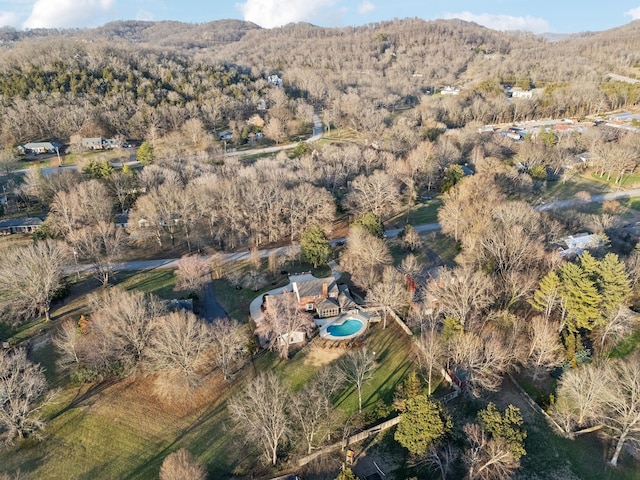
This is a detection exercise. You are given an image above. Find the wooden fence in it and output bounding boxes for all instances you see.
[298,416,402,467]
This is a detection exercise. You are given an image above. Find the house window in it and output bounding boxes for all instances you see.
[305,303,314,311]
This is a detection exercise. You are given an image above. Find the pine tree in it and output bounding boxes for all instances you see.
[478,403,527,460]
[530,271,561,320]
[300,225,330,268]
[395,395,452,456]
[558,262,600,331]
[136,141,154,164]
[596,253,631,315]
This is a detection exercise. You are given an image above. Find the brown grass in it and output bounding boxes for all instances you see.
[303,344,347,367]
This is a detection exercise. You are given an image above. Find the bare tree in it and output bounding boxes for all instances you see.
[427,266,494,328]
[228,372,291,466]
[366,266,408,329]
[0,240,68,323]
[603,356,640,466]
[591,306,638,357]
[174,255,210,295]
[68,221,125,286]
[552,363,610,434]
[52,318,84,368]
[344,170,401,218]
[463,423,519,480]
[49,180,113,237]
[257,293,315,360]
[340,226,392,290]
[146,311,213,392]
[0,349,53,444]
[88,288,166,366]
[398,253,425,281]
[447,328,513,395]
[209,318,247,380]
[291,366,345,454]
[525,316,564,381]
[414,319,444,395]
[159,449,207,480]
[339,347,376,412]
[421,444,457,480]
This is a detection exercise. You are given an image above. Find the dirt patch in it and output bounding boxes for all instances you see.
[303,344,347,367]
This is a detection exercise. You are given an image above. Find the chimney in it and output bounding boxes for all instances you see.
[322,283,328,298]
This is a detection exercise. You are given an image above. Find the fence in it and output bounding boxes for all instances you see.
[298,416,402,467]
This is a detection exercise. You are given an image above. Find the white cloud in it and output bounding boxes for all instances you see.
[444,11,551,34]
[0,11,20,27]
[237,0,340,28]
[358,1,375,15]
[625,7,640,20]
[23,0,115,29]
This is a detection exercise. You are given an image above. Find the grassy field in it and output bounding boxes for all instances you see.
[0,303,413,479]
[542,175,611,201]
[590,172,640,188]
[621,197,640,212]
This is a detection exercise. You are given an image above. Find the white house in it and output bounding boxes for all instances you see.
[558,233,604,257]
[511,88,533,99]
[440,86,460,95]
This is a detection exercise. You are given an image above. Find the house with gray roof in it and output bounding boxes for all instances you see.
[0,217,43,235]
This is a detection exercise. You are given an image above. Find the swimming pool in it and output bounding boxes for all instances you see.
[319,313,368,340]
[327,318,364,337]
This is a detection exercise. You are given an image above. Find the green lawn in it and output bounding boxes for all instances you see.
[0,309,414,480]
[621,197,640,212]
[591,172,640,188]
[115,269,180,299]
[522,415,640,480]
[542,176,611,201]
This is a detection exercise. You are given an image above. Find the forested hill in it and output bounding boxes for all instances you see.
[0,18,639,146]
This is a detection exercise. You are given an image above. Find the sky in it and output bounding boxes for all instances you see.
[0,0,639,35]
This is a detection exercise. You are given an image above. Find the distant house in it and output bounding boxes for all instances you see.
[609,111,640,123]
[558,233,604,257]
[115,213,129,229]
[0,217,43,235]
[440,86,460,95]
[81,138,119,150]
[217,130,233,141]
[565,151,598,170]
[164,298,194,313]
[267,74,283,87]
[18,142,62,155]
[511,88,533,99]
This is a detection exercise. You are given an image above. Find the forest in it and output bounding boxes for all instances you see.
[0,16,640,480]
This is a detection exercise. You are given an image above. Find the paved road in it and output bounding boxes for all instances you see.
[606,73,640,85]
[535,188,640,211]
[15,160,141,176]
[224,112,323,157]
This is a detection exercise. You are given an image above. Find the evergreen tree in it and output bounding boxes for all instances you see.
[530,271,561,320]
[136,141,155,164]
[558,262,600,331]
[352,212,384,238]
[300,225,330,268]
[478,403,527,460]
[440,164,464,193]
[395,395,452,456]
[596,253,631,314]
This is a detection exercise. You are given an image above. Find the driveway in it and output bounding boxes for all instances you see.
[200,275,228,322]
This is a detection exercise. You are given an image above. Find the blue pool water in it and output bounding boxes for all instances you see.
[326,319,364,337]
